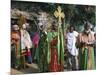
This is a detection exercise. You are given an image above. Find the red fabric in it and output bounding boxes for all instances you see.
[27,48,31,56]
[49,37,64,72]
[49,48,58,72]
[49,38,59,72]
[32,32,40,48]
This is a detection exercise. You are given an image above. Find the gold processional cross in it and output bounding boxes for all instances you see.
[54,6,65,65]
[54,6,65,27]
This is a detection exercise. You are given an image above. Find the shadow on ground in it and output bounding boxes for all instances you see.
[11,63,39,75]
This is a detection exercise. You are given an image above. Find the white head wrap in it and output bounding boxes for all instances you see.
[13,24,19,30]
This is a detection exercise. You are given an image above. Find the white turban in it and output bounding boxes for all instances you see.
[13,25,19,30]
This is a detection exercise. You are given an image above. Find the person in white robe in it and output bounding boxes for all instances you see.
[66,25,79,70]
[21,24,33,64]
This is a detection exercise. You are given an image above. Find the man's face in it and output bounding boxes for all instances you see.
[51,25,55,30]
[40,25,43,30]
[70,27,74,32]
[84,24,91,34]
[86,25,90,30]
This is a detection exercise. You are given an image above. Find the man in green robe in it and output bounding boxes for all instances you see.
[34,29,48,72]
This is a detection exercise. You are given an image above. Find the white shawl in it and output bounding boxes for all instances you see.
[66,31,78,56]
[21,29,32,49]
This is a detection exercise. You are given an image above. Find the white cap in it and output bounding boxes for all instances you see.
[13,25,19,30]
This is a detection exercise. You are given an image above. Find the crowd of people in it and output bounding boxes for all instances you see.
[11,15,96,73]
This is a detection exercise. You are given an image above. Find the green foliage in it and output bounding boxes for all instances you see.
[39,3,96,29]
[12,1,96,32]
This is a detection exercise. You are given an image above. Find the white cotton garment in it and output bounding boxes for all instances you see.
[21,29,32,49]
[66,31,79,56]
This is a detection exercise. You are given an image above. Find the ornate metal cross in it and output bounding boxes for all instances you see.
[54,6,65,25]
[54,6,65,67]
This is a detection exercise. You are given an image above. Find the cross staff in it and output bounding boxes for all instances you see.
[54,6,65,26]
[54,6,65,71]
